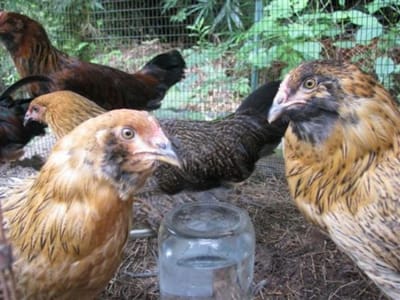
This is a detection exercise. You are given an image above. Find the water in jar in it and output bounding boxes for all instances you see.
[158,202,255,300]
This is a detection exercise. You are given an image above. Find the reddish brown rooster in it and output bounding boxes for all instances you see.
[0,75,50,161]
[0,11,186,110]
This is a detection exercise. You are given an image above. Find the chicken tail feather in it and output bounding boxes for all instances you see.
[0,75,52,104]
[141,49,186,88]
[235,81,282,116]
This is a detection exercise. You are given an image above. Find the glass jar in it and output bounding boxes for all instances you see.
[158,201,255,300]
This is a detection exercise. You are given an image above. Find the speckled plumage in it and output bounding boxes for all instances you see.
[1,109,179,299]
[25,81,286,195]
[268,60,400,299]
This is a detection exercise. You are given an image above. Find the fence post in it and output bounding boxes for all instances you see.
[250,0,263,91]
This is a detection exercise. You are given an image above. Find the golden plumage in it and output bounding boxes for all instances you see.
[25,91,106,139]
[1,109,180,299]
[268,60,400,298]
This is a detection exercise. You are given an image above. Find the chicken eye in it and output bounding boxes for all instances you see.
[121,127,135,140]
[32,105,39,113]
[303,78,317,89]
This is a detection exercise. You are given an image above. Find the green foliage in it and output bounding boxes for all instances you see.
[187,18,212,47]
[168,46,249,109]
[162,0,247,33]
[234,0,400,100]
[0,0,399,111]
[375,56,396,87]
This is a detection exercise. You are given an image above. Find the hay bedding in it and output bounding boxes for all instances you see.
[0,142,387,299]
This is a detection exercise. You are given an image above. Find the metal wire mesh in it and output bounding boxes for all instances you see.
[2,0,394,163]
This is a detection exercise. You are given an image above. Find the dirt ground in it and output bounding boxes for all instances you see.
[0,140,387,300]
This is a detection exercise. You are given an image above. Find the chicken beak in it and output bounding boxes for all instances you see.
[154,142,182,169]
[268,92,306,123]
[23,113,32,126]
[268,86,293,123]
[268,100,286,124]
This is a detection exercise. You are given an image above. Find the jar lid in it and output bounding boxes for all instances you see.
[165,201,249,238]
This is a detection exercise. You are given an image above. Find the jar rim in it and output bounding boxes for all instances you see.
[164,201,250,239]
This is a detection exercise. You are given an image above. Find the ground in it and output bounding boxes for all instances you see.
[0,143,387,300]
[100,158,386,300]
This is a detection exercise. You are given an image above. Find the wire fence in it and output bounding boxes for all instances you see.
[0,0,397,168]
[0,1,399,114]
[0,0,397,151]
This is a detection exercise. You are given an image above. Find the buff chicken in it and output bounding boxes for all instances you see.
[268,60,400,299]
[1,109,180,299]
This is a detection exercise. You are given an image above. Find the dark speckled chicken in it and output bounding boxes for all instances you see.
[25,81,286,194]
[153,81,285,193]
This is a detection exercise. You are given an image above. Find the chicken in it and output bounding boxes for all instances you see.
[24,81,286,194]
[268,60,400,299]
[24,91,105,140]
[0,11,186,110]
[0,75,50,161]
[1,109,180,299]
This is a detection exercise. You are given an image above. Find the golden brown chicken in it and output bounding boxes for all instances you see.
[1,109,180,299]
[24,81,286,194]
[268,60,400,299]
[24,91,104,139]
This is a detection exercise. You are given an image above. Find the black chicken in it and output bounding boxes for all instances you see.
[0,75,50,161]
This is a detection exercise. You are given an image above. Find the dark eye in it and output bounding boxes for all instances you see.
[32,105,39,113]
[303,78,317,89]
[121,127,135,140]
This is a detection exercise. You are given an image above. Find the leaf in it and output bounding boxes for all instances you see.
[356,25,383,44]
[366,0,399,14]
[322,27,345,38]
[264,0,307,19]
[331,10,350,22]
[287,23,314,39]
[348,10,381,27]
[170,9,189,22]
[249,18,278,35]
[375,56,396,84]
[162,0,179,11]
[265,0,292,19]
[291,0,309,14]
[292,42,322,60]
[300,12,331,22]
